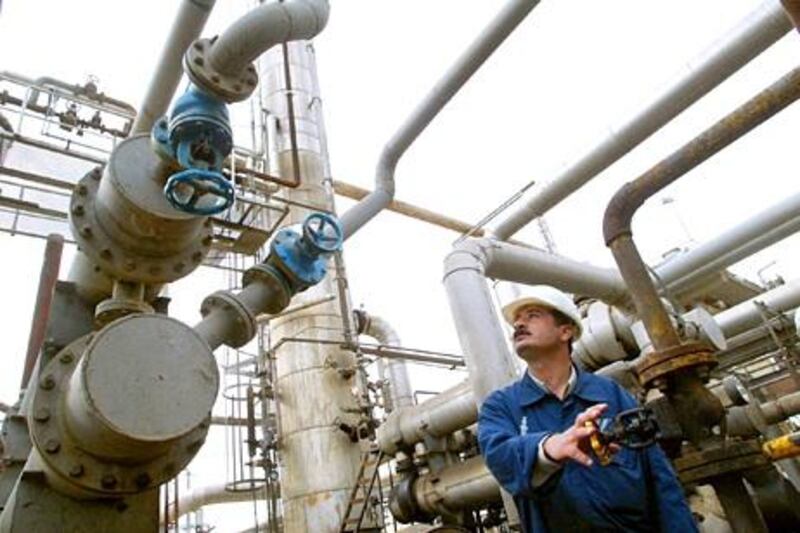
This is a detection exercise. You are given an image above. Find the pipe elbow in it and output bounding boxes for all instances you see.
[602,181,639,246]
[443,239,493,280]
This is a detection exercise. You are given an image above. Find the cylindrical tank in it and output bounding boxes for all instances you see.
[261,41,363,532]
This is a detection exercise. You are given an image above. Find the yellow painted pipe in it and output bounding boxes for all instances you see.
[763,431,800,461]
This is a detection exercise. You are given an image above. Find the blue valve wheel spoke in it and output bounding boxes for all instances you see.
[164,169,234,216]
[303,213,343,253]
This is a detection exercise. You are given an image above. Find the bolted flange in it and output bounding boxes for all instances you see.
[184,38,258,103]
[200,291,257,348]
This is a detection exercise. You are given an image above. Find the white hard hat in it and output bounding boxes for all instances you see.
[501,285,583,339]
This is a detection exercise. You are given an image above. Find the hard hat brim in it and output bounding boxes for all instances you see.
[501,297,582,339]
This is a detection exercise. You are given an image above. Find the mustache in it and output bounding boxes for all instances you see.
[513,327,530,339]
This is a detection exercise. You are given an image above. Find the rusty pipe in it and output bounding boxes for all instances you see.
[604,66,800,351]
[21,233,64,389]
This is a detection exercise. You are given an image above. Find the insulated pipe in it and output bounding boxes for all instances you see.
[715,278,800,338]
[655,192,800,292]
[376,381,476,455]
[489,0,792,241]
[206,0,329,78]
[728,390,800,437]
[358,312,414,410]
[130,0,216,135]
[340,0,540,239]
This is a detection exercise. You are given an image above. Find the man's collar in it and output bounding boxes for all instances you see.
[520,365,607,406]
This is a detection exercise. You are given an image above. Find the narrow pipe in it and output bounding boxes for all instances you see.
[21,233,63,389]
[340,0,540,239]
[131,0,216,135]
[163,482,265,523]
[728,390,800,437]
[490,0,792,241]
[604,66,800,351]
[207,0,330,76]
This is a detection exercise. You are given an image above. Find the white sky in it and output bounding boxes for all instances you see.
[1,1,800,530]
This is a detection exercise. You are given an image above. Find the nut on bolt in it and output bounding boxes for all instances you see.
[44,439,61,454]
[101,474,118,489]
[33,407,50,422]
[69,464,85,478]
[40,375,56,390]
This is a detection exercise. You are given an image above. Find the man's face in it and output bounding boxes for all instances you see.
[511,304,573,360]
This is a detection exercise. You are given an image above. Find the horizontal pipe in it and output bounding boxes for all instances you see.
[715,278,800,338]
[341,0,540,239]
[490,0,792,240]
[164,482,265,523]
[376,381,476,454]
[131,0,216,135]
[727,390,800,437]
[411,456,500,516]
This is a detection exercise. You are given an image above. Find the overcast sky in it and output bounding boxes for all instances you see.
[1,1,800,530]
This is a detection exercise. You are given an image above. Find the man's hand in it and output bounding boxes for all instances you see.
[543,403,608,467]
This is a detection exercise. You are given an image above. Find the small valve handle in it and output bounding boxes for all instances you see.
[164,168,234,216]
[301,212,343,254]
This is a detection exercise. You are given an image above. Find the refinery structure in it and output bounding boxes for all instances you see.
[2,0,800,531]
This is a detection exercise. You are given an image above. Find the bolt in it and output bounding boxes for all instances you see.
[101,474,118,489]
[69,464,85,478]
[44,439,60,454]
[233,84,242,92]
[246,78,256,87]
[33,407,50,422]
[90,168,101,180]
[211,75,220,83]
[134,473,151,488]
[80,226,93,238]
[59,352,74,364]
[100,249,113,260]
[71,204,85,216]
[191,251,203,263]
[193,42,203,51]
[43,339,59,357]
[247,65,256,73]
[40,375,56,390]
[711,425,722,436]
[76,184,88,196]
[173,262,185,273]
[193,57,204,67]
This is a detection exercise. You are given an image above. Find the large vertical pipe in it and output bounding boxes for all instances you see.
[130,0,216,135]
[489,0,793,241]
[21,233,63,389]
[261,42,362,532]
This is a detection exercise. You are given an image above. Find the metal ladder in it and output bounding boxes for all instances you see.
[339,446,385,532]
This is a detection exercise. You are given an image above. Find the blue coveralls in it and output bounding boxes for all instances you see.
[478,368,698,532]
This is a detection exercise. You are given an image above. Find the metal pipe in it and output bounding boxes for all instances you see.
[206,0,329,78]
[376,381,476,455]
[603,66,800,351]
[712,474,769,532]
[164,482,265,523]
[21,233,63,390]
[728,391,800,437]
[340,0,540,239]
[489,0,792,241]
[358,312,414,410]
[656,192,800,292]
[715,278,800,337]
[130,0,216,135]
[782,0,800,29]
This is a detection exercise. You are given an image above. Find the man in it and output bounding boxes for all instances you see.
[478,285,697,532]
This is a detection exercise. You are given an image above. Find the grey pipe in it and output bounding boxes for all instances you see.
[376,381,476,455]
[360,313,414,410]
[163,482,265,523]
[131,0,216,135]
[656,191,800,292]
[715,278,800,338]
[340,0,541,239]
[489,0,792,241]
[207,0,329,77]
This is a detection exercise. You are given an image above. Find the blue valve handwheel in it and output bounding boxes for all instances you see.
[164,168,234,216]
[302,213,343,254]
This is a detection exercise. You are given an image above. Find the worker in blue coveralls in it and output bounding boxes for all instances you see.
[478,285,698,532]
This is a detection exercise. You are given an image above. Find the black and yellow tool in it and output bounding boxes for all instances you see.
[586,407,661,466]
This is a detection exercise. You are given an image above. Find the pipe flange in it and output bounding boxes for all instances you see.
[389,475,432,524]
[28,335,211,497]
[184,38,258,103]
[94,298,154,328]
[200,291,257,347]
[242,264,292,314]
[674,439,768,485]
[69,167,214,284]
[635,342,718,389]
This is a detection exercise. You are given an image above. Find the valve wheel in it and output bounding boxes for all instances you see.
[302,212,343,253]
[164,168,234,216]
